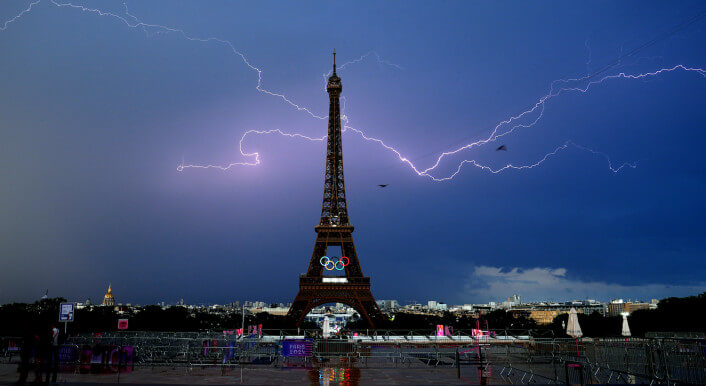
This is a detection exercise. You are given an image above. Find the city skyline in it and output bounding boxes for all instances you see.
[25,283,681,308]
[1,1,706,305]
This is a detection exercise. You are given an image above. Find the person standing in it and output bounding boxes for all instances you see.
[45,325,60,383]
[16,328,34,385]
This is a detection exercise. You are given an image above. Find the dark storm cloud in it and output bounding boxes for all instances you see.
[1,0,705,305]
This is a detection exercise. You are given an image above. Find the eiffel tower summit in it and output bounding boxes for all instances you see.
[287,51,383,328]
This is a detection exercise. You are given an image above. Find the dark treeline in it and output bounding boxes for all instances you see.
[619,292,706,336]
[1,293,704,337]
[549,293,706,338]
[359,293,706,337]
[0,298,315,335]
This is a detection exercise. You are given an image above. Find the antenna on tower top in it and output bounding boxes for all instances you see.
[333,49,337,75]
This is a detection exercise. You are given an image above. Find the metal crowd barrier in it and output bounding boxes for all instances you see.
[2,331,703,384]
[491,337,706,384]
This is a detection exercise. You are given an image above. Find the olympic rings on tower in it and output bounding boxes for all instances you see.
[319,256,350,271]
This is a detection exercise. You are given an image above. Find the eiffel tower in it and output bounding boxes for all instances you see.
[287,51,383,328]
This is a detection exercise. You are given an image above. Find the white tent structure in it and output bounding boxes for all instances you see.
[322,316,331,338]
[621,312,632,337]
[566,308,583,338]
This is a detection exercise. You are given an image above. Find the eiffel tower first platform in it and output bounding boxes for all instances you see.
[287,52,383,328]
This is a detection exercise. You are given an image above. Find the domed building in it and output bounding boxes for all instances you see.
[102,284,115,306]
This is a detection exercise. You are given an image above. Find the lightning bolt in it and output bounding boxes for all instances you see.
[0,0,41,31]
[393,64,704,181]
[323,51,403,80]
[3,1,705,182]
[43,0,333,120]
[176,129,326,171]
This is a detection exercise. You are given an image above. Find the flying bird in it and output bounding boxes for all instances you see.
[378,184,388,188]
[496,145,507,151]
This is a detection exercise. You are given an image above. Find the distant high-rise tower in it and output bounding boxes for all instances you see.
[102,284,115,306]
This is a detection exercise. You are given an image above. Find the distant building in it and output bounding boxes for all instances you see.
[76,299,91,310]
[508,300,605,324]
[650,299,659,310]
[102,285,115,307]
[528,310,562,325]
[258,306,289,316]
[570,300,606,316]
[376,300,399,311]
[507,294,521,306]
[608,299,650,316]
[305,311,355,329]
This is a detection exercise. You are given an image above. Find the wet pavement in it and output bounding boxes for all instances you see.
[0,363,499,385]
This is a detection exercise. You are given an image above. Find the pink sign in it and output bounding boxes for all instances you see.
[117,319,128,330]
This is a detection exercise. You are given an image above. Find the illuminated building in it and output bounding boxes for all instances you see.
[102,284,115,307]
[608,299,650,316]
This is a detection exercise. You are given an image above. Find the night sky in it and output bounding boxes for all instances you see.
[1,1,705,305]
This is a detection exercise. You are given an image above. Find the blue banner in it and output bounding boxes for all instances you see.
[281,339,313,357]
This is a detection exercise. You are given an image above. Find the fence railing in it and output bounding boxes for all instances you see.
[2,332,704,384]
[489,337,706,384]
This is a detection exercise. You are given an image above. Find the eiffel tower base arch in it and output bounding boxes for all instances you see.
[288,282,382,328]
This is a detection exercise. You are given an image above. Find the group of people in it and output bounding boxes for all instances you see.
[17,325,64,385]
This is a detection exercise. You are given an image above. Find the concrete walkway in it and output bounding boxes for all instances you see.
[0,364,494,385]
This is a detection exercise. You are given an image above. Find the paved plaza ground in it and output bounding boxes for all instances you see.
[0,363,499,385]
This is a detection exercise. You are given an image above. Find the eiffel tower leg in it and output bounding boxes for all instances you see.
[287,292,312,327]
[352,298,375,328]
[357,291,384,328]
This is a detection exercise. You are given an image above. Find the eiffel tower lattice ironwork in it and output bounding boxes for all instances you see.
[287,51,383,328]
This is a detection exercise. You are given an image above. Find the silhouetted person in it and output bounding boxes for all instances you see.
[16,328,35,385]
[36,326,52,384]
[45,325,60,383]
[32,331,43,383]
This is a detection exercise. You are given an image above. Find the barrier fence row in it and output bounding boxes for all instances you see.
[2,331,704,384]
